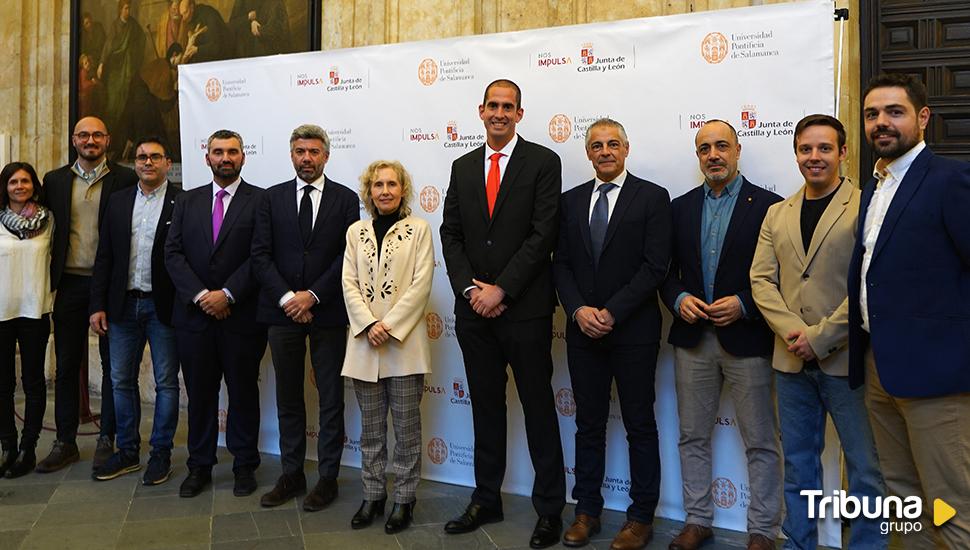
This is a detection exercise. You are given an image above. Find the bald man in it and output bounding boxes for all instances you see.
[38,117,137,473]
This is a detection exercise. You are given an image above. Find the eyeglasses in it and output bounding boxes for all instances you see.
[74,131,108,141]
[135,153,166,164]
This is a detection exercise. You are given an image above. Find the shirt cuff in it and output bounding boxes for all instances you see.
[307,290,320,304]
[279,291,295,307]
[192,289,207,304]
[735,294,747,318]
[223,288,235,304]
[461,285,477,299]
[674,292,690,319]
[572,307,582,321]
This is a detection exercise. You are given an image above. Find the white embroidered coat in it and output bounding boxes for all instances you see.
[340,215,434,382]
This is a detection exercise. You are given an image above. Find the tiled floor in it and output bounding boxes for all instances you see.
[0,394,764,550]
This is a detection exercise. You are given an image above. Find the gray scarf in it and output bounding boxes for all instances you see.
[1,201,50,240]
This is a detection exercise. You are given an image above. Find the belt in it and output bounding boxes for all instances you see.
[127,289,153,299]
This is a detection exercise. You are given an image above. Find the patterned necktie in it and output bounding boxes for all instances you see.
[486,152,502,217]
[590,182,616,266]
[299,185,314,244]
[212,188,228,243]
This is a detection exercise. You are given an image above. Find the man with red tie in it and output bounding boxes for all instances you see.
[440,79,565,549]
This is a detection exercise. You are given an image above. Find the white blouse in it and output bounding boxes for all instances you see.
[0,220,53,321]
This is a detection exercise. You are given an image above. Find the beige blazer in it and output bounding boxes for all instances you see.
[750,179,859,376]
[341,215,434,382]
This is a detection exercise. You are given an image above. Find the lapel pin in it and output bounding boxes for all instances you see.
[747,197,752,202]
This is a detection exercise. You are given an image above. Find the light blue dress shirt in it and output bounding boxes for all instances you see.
[127,181,167,291]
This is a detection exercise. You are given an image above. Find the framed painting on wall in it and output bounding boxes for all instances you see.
[69,0,321,177]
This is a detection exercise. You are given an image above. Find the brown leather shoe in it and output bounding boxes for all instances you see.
[563,513,601,547]
[302,476,338,512]
[610,520,652,550]
[35,440,79,474]
[669,523,713,550]
[260,473,306,507]
[746,533,775,550]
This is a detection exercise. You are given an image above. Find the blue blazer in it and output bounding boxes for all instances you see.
[847,147,970,397]
[251,177,360,327]
[660,177,782,357]
[553,173,671,346]
[164,181,264,334]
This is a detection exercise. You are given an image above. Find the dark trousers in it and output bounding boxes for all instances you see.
[51,274,114,443]
[0,315,50,450]
[455,314,566,517]
[267,323,346,478]
[179,323,267,471]
[567,342,661,524]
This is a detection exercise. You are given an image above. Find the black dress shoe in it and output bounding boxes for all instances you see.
[444,503,504,534]
[261,473,306,507]
[530,515,563,549]
[385,500,415,534]
[233,467,257,497]
[303,477,338,512]
[0,441,17,477]
[179,468,212,498]
[351,498,387,529]
[5,449,36,479]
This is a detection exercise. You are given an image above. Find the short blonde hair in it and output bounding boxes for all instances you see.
[358,160,413,219]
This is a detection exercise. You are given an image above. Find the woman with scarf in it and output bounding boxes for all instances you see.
[341,160,434,534]
[0,162,54,478]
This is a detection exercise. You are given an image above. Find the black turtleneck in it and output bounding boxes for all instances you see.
[373,210,400,260]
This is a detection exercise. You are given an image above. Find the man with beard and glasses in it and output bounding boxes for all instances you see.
[847,73,970,548]
[750,115,885,550]
[165,129,267,498]
[89,137,181,485]
[660,120,783,550]
[39,116,137,474]
[252,124,359,511]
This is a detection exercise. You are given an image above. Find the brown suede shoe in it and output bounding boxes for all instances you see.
[746,533,775,550]
[668,523,713,550]
[610,520,652,550]
[562,513,601,547]
[260,473,306,507]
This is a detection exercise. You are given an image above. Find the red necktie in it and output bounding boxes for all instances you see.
[486,152,502,217]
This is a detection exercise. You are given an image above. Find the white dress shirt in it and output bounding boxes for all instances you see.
[280,174,326,307]
[483,134,518,186]
[587,169,627,222]
[192,179,241,305]
[859,140,925,332]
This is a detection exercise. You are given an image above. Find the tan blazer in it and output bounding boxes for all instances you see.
[750,179,859,376]
[341,215,434,382]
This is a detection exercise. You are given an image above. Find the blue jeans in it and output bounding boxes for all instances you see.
[109,296,179,457]
[776,368,886,550]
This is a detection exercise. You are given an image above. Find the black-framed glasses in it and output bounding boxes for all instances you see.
[74,131,108,141]
[135,153,166,164]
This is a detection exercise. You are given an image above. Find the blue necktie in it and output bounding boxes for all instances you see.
[590,182,616,266]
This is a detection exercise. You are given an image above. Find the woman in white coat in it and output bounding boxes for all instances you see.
[341,160,434,534]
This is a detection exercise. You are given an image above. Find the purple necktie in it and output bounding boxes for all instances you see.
[212,189,228,243]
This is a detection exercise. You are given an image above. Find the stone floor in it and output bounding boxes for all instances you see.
[0,393,772,550]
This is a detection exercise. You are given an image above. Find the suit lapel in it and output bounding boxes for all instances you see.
[213,181,251,252]
[152,183,178,252]
[120,186,136,268]
[718,178,755,268]
[285,179,303,242]
[784,189,807,268]
[805,180,852,267]
[468,148,489,225]
[198,184,215,251]
[688,187,704,267]
[577,181,595,261]
[601,177,640,253]
[871,148,933,263]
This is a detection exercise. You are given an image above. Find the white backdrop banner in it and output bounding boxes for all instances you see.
[181,0,840,544]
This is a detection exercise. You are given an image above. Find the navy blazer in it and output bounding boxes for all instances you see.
[848,147,970,397]
[90,182,181,326]
[439,137,562,321]
[660,177,782,357]
[251,177,360,327]
[553,173,671,346]
[42,162,138,290]
[164,181,264,334]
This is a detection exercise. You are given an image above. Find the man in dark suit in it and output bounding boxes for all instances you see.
[252,124,359,511]
[660,120,783,550]
[88,136,181,485]
[439,79,565,549]
[164,129,267,499]
[38,116,137,473]
[553,119,671,550]
[848,73,970,548]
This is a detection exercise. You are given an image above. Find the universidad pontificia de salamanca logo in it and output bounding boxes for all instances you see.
[548,114,572,144]
[712,477,738,508]
[417,56,472,86]
[701,30,779,64]
[555,388,576,416]
[419,186,440,213]
[205,78,222,102]
[426,312,444,340]
[427,437,448,465]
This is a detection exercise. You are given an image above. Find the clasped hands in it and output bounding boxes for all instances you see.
[679,294,743,327]
[283,291,316,324]
[575,306,614,339]
[469,278,507,318]
[199,289,231,320]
